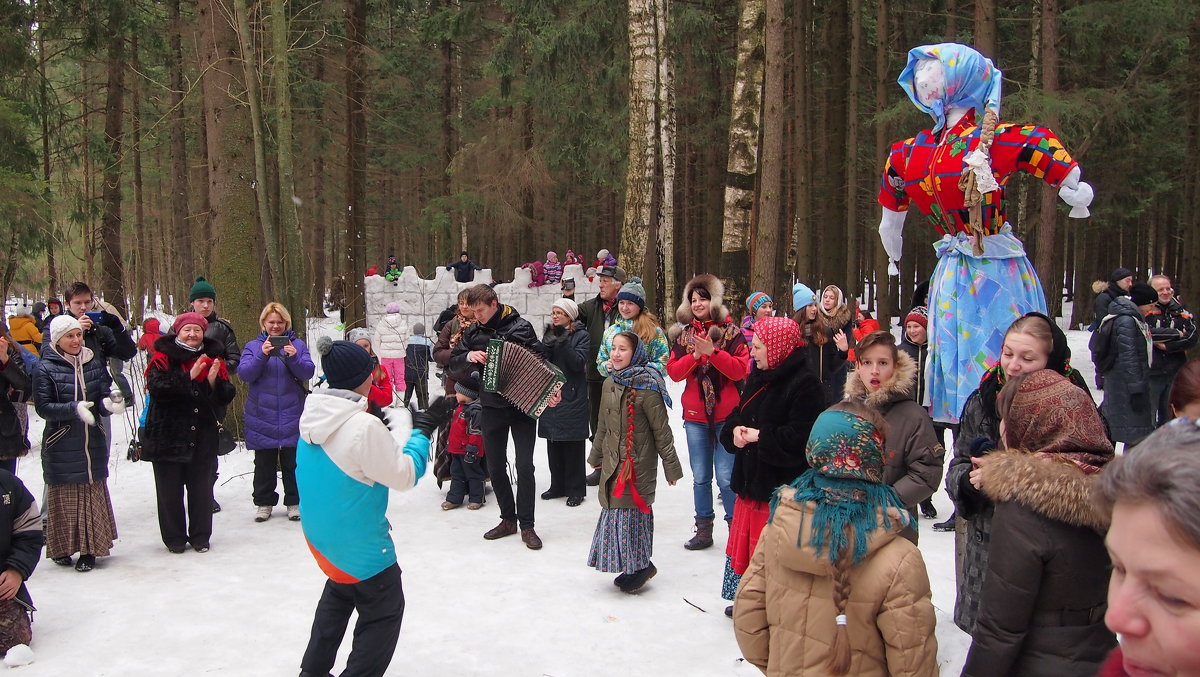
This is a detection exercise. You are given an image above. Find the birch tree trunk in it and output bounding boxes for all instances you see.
[751,0,782,301]
[720,0,764,306]
[654,0,676,314]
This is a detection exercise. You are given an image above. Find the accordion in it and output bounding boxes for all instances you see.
[482,339,565,418]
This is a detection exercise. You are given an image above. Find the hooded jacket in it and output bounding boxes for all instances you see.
[844,351,944,520]
[143,335,237,464]
[447,304,544,410]
[296,389,427,583]
[32,345,113,485]
[961,450,1117,677]
[1096,297,1154,443]
[202,311,241,372]
[372,312,409,359]
[733,489,938,677]
[8,314,41,361]
[137,318,163,352]
[238,331,316,450]
[666,274,749,424]
[720,350,825,502]
[1092,272,1129,325]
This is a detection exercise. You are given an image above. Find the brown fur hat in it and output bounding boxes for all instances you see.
[675,274,729,327]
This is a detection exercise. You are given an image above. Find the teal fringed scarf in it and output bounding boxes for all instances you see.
[768,469,914,566]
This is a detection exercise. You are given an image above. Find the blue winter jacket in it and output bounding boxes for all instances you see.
[237,331,316,450]
[33,345,113,485]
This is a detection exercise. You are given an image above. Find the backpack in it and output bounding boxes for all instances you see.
[1089,315,1117,375]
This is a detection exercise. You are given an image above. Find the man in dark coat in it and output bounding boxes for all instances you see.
[40,282,136,363]
[1091,267,1133,330]
[187,276,240,513]
[1094,283,1157,445]
[448,284,550,549]
[1146,274,1198,426]
[445,252,482,283]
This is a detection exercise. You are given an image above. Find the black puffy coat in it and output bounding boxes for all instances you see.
[538,322,590,441]
[447,304,544,411]
[0,348,31,460]
[0,470,42,610]
[32,345,113,485]
[1096,297,1153,443]
[898,336,929,405]
[720,350,824,502]
[143,336,236,464]
[1091,281,1125,326]
[1146,297,1198,376]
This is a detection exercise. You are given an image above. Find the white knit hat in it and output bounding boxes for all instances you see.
[50,315,82,347]
[552,298,580,321]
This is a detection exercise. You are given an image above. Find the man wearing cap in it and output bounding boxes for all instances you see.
[1146,274,1198,426]
[578,265,625,487]
[445,251,482,284]
[297,337,444,677]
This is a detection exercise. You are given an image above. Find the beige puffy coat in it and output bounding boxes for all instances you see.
[733,488,938,677]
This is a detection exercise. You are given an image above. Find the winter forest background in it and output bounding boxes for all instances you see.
[0,0,1196,340]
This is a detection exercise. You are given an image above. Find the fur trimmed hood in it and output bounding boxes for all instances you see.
[674,274,729,327]
[817,285,851,332]
[843,349,918,407]
[978,449,1109,532]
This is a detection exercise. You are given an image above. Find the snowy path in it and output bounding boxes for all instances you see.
[13,326,1107,675]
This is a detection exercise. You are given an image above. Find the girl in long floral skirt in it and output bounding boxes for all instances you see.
[587,332,683,593]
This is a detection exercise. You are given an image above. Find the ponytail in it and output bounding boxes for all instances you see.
[827,550,853,675]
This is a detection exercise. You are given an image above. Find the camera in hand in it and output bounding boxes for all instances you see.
[268,336,290,355]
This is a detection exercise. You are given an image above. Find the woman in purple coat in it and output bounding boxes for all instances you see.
[237,303,315,523]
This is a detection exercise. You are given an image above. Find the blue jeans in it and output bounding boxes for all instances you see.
[684,420,734,521]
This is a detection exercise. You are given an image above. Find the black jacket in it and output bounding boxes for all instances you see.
[721,350,824,502]
[143,336,237,464]
[897,336,929,405]
[0,348,31,460]
[39,311,136,362]
[1096,297,1154,443]
[537,322,591,442]
[447,305,544,410]
[203,312,241,372]
[1146,297,1198,376]
[801,330,850,406]
[1091,281,1126,326]
[32,346,113,485]
[0,470,42,610]
[446,259,481,283]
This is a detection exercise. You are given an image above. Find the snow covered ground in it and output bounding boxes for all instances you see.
[6,327,1105,676]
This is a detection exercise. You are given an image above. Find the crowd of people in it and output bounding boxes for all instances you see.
[0,259,1197,676]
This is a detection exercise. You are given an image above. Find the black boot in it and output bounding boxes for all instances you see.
[585,469,600,487]
[684,517,714,550]
[933,512,957,532]
[919,498,937,519]
[618,563,657,593]
[75,554,96,572]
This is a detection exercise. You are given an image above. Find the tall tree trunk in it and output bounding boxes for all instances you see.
[131,34,147,314]
[233,0,280,301]
[945,0,958,39]
[620,0,660,285]
[37,0,57,297]
[751,0,782,303]
[790,0,813,290]
[873,0,894,322]
[974,0,997,58]
[823,0,849,289]
[344,0,368,329]
[197,0,263,344]
[844,0,862,293]
[720,0,764,308]
[98,9,127,317]
[272,0,305,323]
[654,0,677,316]
[168,0,192,307]
[1034,0,1061,317]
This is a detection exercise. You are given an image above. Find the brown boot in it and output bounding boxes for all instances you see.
[521,528,543,550]
[484,519,518,540]
[684,517,715,550]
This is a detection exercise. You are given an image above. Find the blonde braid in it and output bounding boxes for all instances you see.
[827,548,854,675]
[959,107,1000,256]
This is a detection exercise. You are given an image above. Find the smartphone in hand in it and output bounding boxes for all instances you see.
[268,336,290,356]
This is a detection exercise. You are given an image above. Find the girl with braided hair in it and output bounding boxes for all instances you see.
[734,401,937,676]
[587,332,683,594]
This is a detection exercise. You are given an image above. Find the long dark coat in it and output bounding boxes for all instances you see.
[1096,297,1154,443]
[143,336,237,464]
[0,348,31,459]
[32,345,113,485]
[538,322,590,441]
[719,349,824,503]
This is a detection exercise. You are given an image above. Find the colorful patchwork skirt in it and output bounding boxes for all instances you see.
[587,507,653,574]
[927,225,1047,422]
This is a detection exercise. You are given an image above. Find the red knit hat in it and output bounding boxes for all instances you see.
[904,306,928,329]
[172,311,209,335]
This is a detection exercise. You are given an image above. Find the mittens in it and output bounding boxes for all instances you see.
[103,387,126,415]
[75,401,95,426]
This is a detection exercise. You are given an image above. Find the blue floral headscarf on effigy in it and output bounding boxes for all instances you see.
[898,43,1003,132]
[769,408,913,565]
[610,331,672,408]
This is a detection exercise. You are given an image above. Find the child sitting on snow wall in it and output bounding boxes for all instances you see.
[587,331,683,594]
[441,372,485,511]
[733,402,938,676]
[543,252,563,285]
[523,260,546,288]
[592,249,617,272]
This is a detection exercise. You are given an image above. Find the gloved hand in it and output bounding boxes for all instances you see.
[103,387,126,414]
[464,444,479,465]
[411,396,456,438]
[75,401,95,426]
[1130,392,1148,413]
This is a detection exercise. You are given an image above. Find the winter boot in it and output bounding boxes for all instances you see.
[933,512,957,532]
[684,517,715,550]
[618,562,657,593]
[484,519,518,540]
[585,469,601,487]
[255,506,272,522]
[919,498,937,519]
[286,505,301,521]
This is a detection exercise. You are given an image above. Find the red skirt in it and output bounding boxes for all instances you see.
[726,497,770,575]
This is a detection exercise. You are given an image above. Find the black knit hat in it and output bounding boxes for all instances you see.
[1110,268,1133,284]
[455,372,481,400]
[316,336,376,391]
[1130,282,1157,307]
